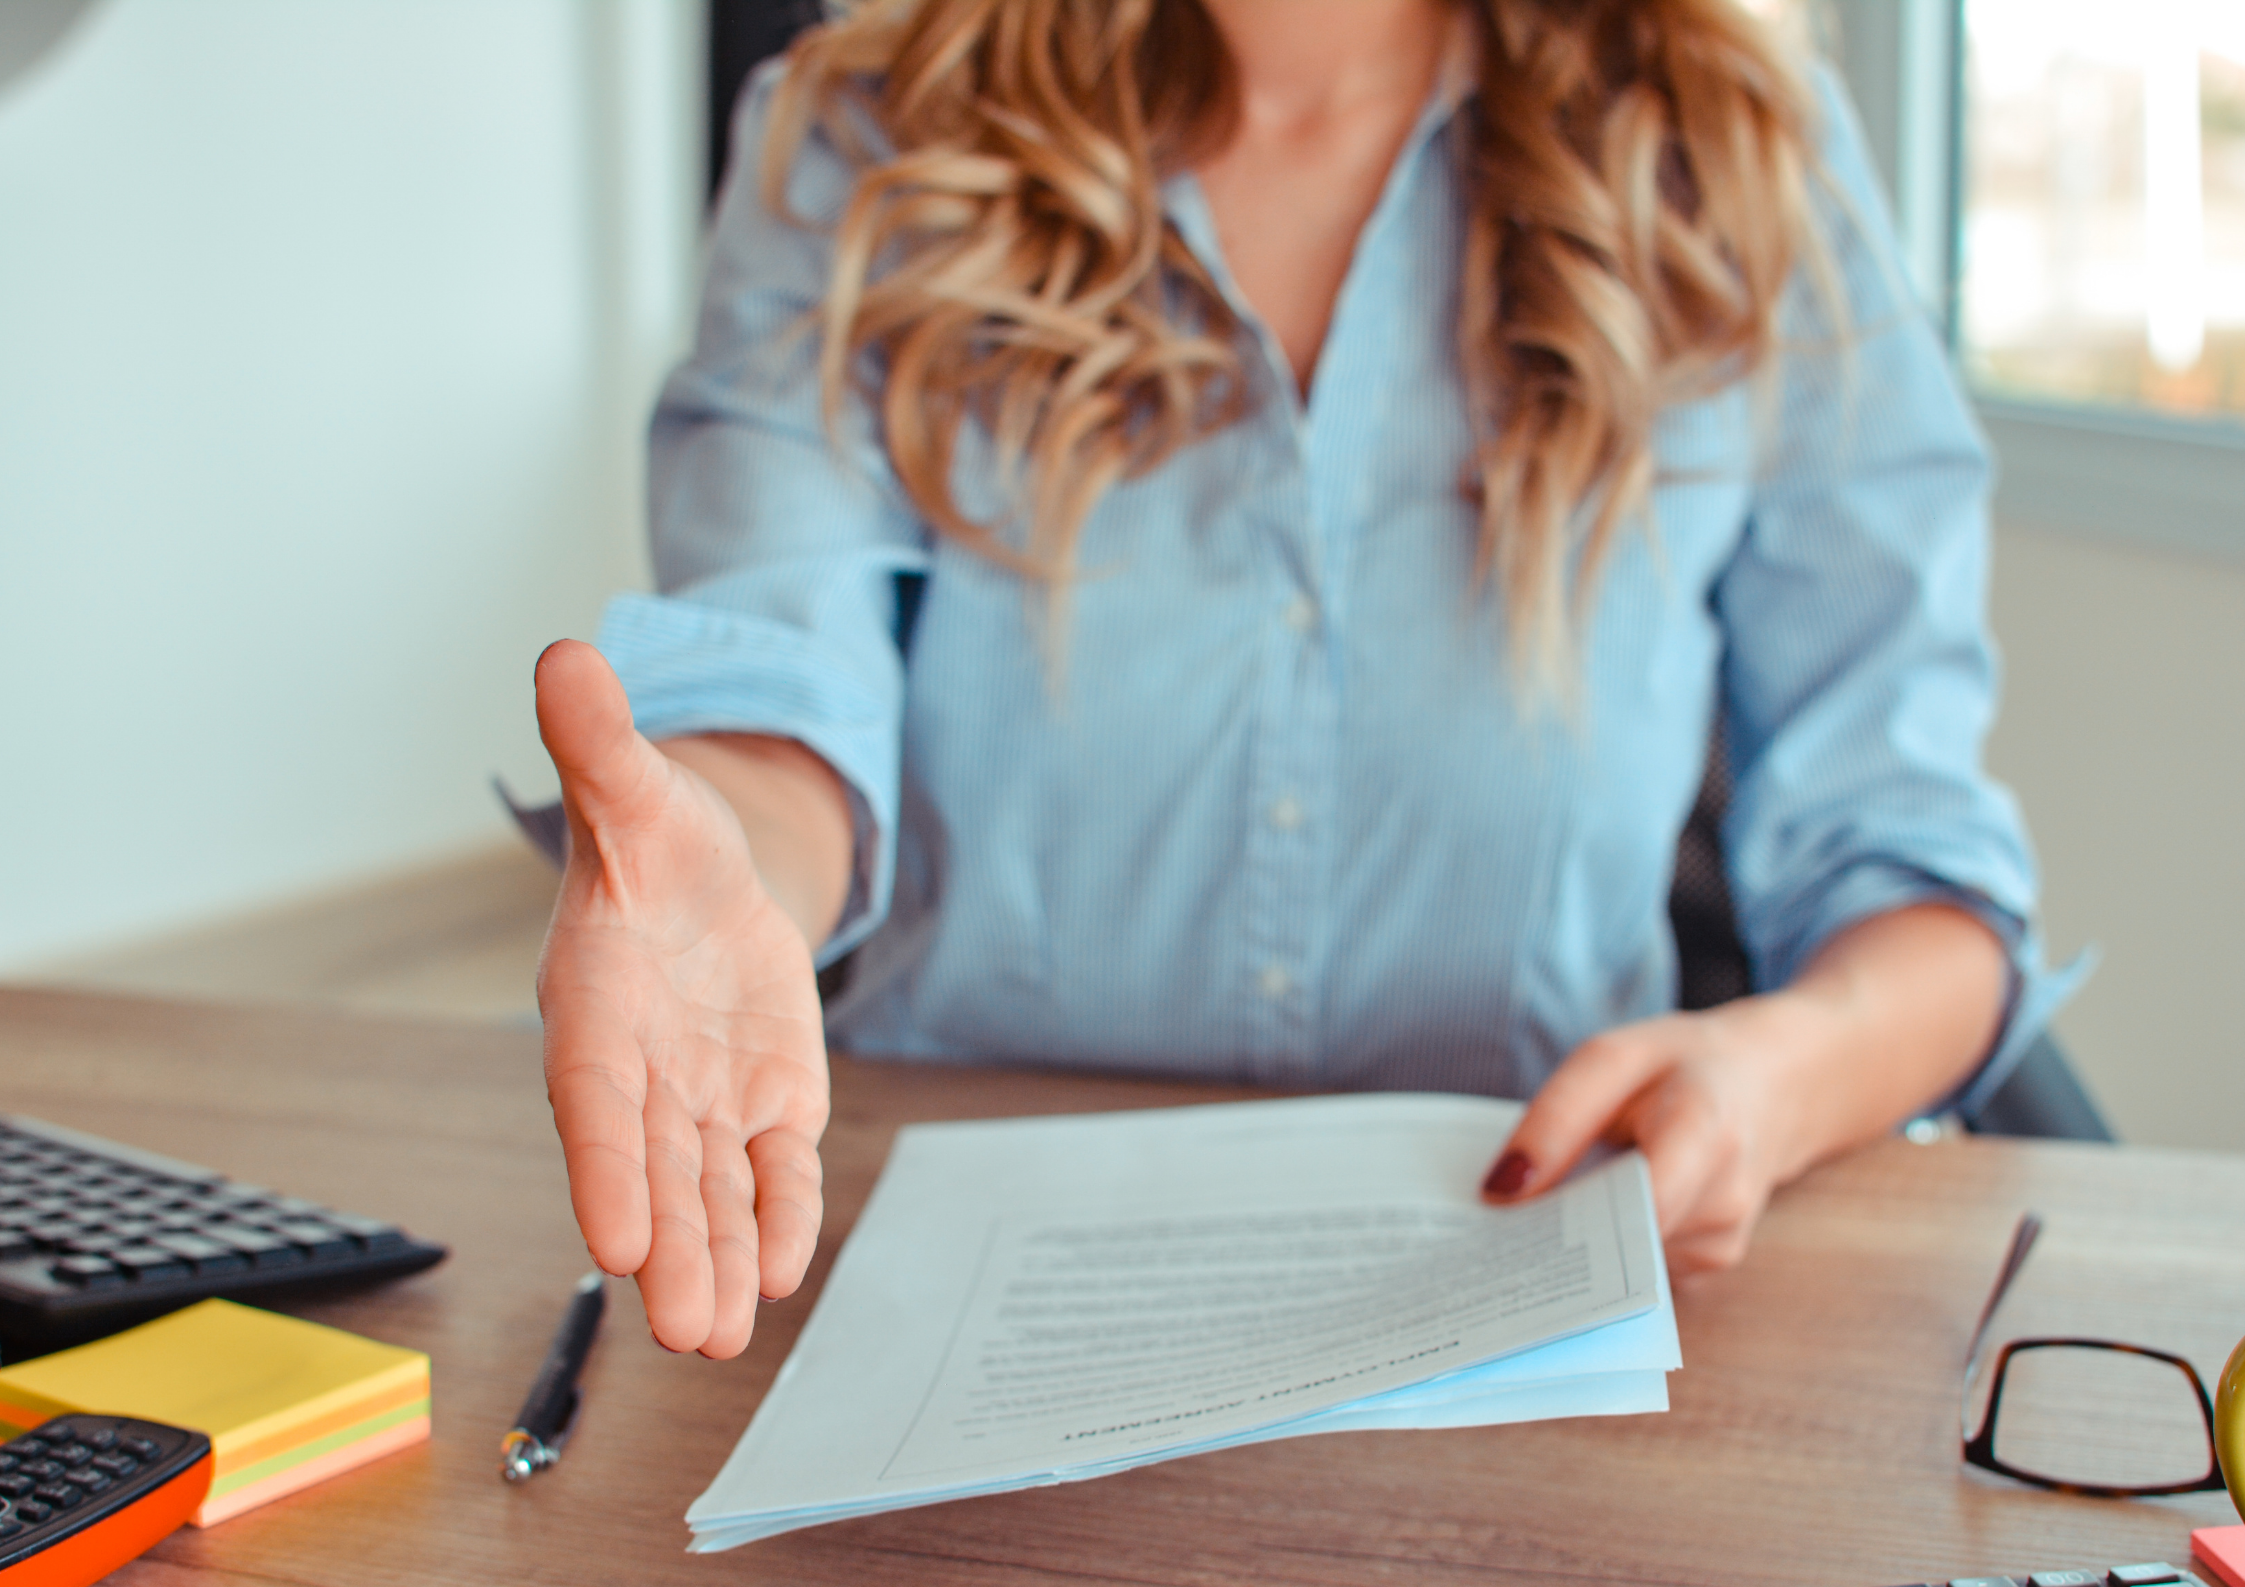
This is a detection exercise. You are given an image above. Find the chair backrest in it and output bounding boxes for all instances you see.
[1668,725,1752,1013]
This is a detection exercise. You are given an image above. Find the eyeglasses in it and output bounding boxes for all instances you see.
[1962,1212,2229,1499]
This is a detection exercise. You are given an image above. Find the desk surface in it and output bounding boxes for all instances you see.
[2,986,2239,1586]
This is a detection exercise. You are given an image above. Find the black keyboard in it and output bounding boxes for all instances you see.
[1891,1564,2212,1587]
[0,1114,446,1361]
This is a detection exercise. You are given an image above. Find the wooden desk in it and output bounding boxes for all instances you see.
[3,986,2240,1586]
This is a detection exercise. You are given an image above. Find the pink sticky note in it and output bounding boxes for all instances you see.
[2193,1524,2245,1587]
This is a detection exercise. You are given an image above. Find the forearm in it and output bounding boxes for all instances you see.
[656,733,855,952]
[1737,902,2009,1183]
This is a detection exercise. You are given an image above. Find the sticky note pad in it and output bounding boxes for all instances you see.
[2195,1526,2245,1587]
[0,1299,429,1525]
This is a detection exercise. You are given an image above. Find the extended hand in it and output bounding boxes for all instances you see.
[533,640,829,1357]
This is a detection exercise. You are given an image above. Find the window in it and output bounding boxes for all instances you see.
[1831,0,2245,554]
[1959,0,2245,422]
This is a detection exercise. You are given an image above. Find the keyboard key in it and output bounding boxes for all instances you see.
[326,1212,408,1252]
[2112,1569,2185,1587]
[273,1221,355,1260]
[209,1225,304,1267]
[107,1246,191,1281]
[153,1233,249,1274]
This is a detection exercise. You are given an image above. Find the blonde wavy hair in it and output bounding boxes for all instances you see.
[766,0,1823,676]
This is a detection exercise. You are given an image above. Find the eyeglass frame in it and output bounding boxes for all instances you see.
[1960,1211,2229,1500]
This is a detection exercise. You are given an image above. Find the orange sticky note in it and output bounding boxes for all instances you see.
[2194,1524,2245,1587]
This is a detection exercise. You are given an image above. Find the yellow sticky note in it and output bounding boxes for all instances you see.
[0,1299,428,1467]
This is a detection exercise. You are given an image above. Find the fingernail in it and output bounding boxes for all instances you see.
[1482,1149,1533,1198]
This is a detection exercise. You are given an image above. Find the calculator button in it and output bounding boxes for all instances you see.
[0,1474,31,1497]
[2033,1574,2105,1587]
[48,1442,91,1466]
[14,1498,52,1524]
[121,1437,162,1461]
[65,1465,110,1494]
[11,1440,47,1458]
[19,1460,63,1481]
[82,1427,117,1450]
[1949,1578,2020,1587]
[32,1481,82,1508]
[2111,1569,2184,1587]
[90,1452,138,1477]
[0,1515,19,1539]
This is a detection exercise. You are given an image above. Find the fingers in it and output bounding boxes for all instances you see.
[534,639,663,842]
[1482,1023,1675,1204]
[1623,1076,1732,1239]
[636,1079,716,1353]
[543,989,654,1279]
[695,1118,761,1359]
[748,1129,825,1302]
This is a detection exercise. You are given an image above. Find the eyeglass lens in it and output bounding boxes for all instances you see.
[1987,1343,2217,1491]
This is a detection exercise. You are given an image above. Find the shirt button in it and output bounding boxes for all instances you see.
[1257,964,1293,999]
[1281,596,1317,635]
[1267,794,1305,832]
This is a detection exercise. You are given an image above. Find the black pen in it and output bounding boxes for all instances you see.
[501,1270,606,1482]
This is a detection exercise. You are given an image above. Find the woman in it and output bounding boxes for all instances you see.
[532,0,2064,1360]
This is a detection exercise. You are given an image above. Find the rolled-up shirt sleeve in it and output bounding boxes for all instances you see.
[597,62,928,966]
[1713,71,2083,1113]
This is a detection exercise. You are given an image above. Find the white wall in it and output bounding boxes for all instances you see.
[0,0,698,968]
[1986,523,2245,1152]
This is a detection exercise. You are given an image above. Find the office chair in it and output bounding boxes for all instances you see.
[1668,729,2114,1143]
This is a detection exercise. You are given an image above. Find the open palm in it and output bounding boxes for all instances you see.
[533,640,828,1358]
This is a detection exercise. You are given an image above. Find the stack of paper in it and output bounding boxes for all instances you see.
[0,1298,429,1525]
[689,1093,1679,1549]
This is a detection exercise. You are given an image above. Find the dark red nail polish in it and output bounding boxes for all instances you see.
[1483,1149,1532,1197]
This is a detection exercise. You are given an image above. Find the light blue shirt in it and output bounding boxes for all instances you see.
[598,60,2071,1110]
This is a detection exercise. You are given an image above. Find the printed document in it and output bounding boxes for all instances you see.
[688,1092,1677,1548]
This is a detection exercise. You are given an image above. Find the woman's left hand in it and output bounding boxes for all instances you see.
[1479,903,2010,1275]
[1477,996,1820,1274]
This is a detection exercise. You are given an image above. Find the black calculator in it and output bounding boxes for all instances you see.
[1891,1563,2212,1587]
[0,1114,446,1360]
[0,1413,211,1585]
